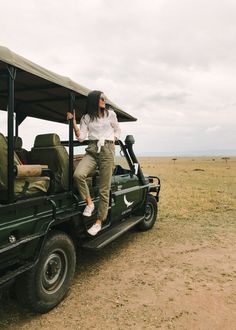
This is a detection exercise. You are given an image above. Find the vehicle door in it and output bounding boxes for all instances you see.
[110,143,142,223]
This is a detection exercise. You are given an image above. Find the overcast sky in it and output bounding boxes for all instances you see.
[0,0,236,155]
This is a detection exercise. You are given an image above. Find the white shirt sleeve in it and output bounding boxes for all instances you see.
[110,111,121,140]
[77,115,88,142]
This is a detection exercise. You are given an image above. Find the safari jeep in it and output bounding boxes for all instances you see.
[0,46,160,313]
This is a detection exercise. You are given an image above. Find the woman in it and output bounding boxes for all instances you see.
[67,90,121,236]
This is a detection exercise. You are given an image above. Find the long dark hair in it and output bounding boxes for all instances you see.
[86,90,108,121]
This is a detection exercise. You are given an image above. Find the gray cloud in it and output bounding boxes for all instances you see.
[0,0,236,154]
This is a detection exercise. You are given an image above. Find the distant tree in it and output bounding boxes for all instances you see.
[172,158,177,164]
[222,157,230,165]
[212,158,215,161]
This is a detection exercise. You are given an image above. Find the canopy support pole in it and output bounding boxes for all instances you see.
[7,65,17,203]
[16,111,27,135]
[69,92,75,191]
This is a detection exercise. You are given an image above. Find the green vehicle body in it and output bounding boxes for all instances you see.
[0,46,160,313]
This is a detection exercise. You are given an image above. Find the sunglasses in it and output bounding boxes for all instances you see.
[100,96,106,102]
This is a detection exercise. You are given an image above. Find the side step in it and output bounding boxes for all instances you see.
[0,261,35,287]
[82,216,144,250]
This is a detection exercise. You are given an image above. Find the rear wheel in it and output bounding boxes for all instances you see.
[138,194,157,231]
[15,231,76,313]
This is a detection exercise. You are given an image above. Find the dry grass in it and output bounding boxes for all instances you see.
[140,157,236,246]
[142,157,235,216]
[0,157,236,330]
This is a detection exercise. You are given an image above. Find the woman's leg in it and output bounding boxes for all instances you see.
[87,142,114,236]
[73,153,97,202]
[97,143,114,222]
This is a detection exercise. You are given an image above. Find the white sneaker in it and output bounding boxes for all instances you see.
[87,223,101,236]
[83,203,94,217]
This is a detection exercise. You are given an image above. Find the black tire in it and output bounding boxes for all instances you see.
[15,231,76,313]
[138,194,157,231]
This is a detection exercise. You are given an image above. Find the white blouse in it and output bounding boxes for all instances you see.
[77,110,121,151]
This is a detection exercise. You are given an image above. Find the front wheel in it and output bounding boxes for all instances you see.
[137,194,158,231]
[15,231,76,313]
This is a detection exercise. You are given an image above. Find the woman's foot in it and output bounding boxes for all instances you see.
[83,203,94,217]
[87,223,102,236]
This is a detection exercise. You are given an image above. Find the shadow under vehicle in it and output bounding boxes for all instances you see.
[0,46,161,313]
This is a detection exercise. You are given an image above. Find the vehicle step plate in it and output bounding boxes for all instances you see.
[82,216,144,250]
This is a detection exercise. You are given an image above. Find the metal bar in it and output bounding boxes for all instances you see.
[124,137,146,185]
[16,111,27,127]
[69,92,75,191]
[15,115,18,137]
[7,65,16,202]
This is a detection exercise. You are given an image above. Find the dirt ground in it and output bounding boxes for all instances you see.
[0,157,235,330]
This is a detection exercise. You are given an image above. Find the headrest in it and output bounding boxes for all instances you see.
[14,136,23,149]
[34,133,61,148]
[1,135,23,149]
[0,133,6,143]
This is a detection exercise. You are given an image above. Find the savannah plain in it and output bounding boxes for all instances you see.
[0,156,235,330]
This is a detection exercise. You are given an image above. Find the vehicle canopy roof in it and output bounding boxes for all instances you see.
[0,46,136,124]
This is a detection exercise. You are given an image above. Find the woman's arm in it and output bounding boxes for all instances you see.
[67,111,88,141]
[110,111,121,140]
[67,110,80,138]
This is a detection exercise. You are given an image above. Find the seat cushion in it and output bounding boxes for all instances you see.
[0,133,49,201]
[31,133,69,192]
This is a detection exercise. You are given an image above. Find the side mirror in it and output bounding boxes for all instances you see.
[125,135,135,145]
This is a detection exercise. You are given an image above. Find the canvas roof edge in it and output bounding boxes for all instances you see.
[0,45,137,122]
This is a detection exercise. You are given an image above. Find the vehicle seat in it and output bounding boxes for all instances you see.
[14,136,30,164]
[30,133,69,193]
[0,133,49,202]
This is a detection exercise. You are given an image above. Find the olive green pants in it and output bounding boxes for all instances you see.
[74,141,115,221]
